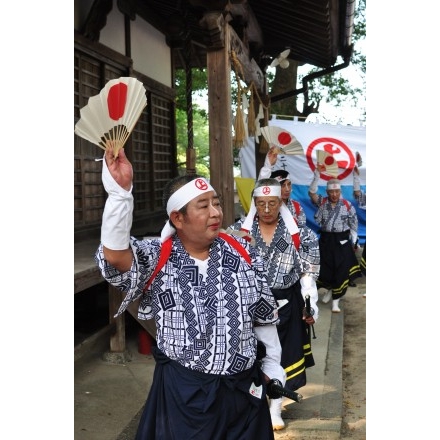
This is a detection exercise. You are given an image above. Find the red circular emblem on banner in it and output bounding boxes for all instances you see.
[306,137,355,181]
[262,186,271,195]
[194,178,208,190]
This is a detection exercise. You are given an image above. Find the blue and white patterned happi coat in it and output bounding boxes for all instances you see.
[232,216,320,289]
[95,234,278,375]
[313,195,358,237]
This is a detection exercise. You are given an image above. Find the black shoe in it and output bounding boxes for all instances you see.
[348,281,357,287]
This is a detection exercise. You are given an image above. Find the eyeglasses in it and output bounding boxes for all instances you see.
[255,200,279,210]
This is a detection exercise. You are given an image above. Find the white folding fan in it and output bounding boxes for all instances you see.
[316,150,339,177]
[74,77,147,157]
[260,125,304,155]
[270,49,290,69]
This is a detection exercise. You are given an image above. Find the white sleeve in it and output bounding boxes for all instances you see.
[300,275,319,322]
[254,325,286,385]
[353,171,361,192]
[351,231,358,246]
[309,169,320,193]
[257,153,273,180]
[101,156,134,250]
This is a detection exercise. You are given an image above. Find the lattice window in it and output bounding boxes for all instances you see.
[150,95,174,211]
[74,51,127,231]
[74,40,176,239]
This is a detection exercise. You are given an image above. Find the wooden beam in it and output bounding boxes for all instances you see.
[199,8,264,91]
[227,1,264,53]
[81,0,113,41]
[200,9,267,224]
[74,267,104,294]
[229,25,264,91]
[205,14,235,227]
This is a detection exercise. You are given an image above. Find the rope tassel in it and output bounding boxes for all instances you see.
[247,85,256,136]
[233,83,246,148]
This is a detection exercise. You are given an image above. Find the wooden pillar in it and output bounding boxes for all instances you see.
[184,24,196,175]
[206,15,235,227]
[201,7,265,226]
[108,284,126,352]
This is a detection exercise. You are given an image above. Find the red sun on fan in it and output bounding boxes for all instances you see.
[261,126,304,155]
[75,77,147,157]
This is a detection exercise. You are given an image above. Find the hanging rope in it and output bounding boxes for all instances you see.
[247,86,256,136]
[230,50,270,148]
[230,50,245,147]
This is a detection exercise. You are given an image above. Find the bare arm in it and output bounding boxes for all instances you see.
[308,190,319,205]
[103,247,133,273]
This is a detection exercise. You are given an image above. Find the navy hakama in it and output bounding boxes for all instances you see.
[135,347,274,440]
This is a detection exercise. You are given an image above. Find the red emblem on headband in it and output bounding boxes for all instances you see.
[262,186,271,195]
[195,178,208,190]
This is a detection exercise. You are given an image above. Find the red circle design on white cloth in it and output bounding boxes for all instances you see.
[262,186,271,195]
[306,137,355,181]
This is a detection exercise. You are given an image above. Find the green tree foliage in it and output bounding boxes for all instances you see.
[270,0,366,122]
[175,69,210,176]
[174,69,210,112]
[298,0,366,119]
[174,0,366,171]
[175,104,210,177]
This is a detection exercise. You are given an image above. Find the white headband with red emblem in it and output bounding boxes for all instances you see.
[327,182,341,190]
[252,185,281,198]
[166,178,214,215]
[161,177,215,241]
[239,184,300,250]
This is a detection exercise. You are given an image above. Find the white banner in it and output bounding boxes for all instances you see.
[238,117,366,242]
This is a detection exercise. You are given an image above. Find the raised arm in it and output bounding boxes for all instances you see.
[257,147,278,180]
[353,156,366,209]
[308,167,322,205]
[101,147,135,272]
[353,165,361,198]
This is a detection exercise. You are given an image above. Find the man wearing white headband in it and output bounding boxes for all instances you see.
[95,148,285,439]
[308,167,362,312]
[230,178,320,431]
[258,147,306,227]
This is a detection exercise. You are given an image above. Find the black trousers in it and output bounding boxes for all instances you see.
[317,230,362,299]
[271,281,314,392]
